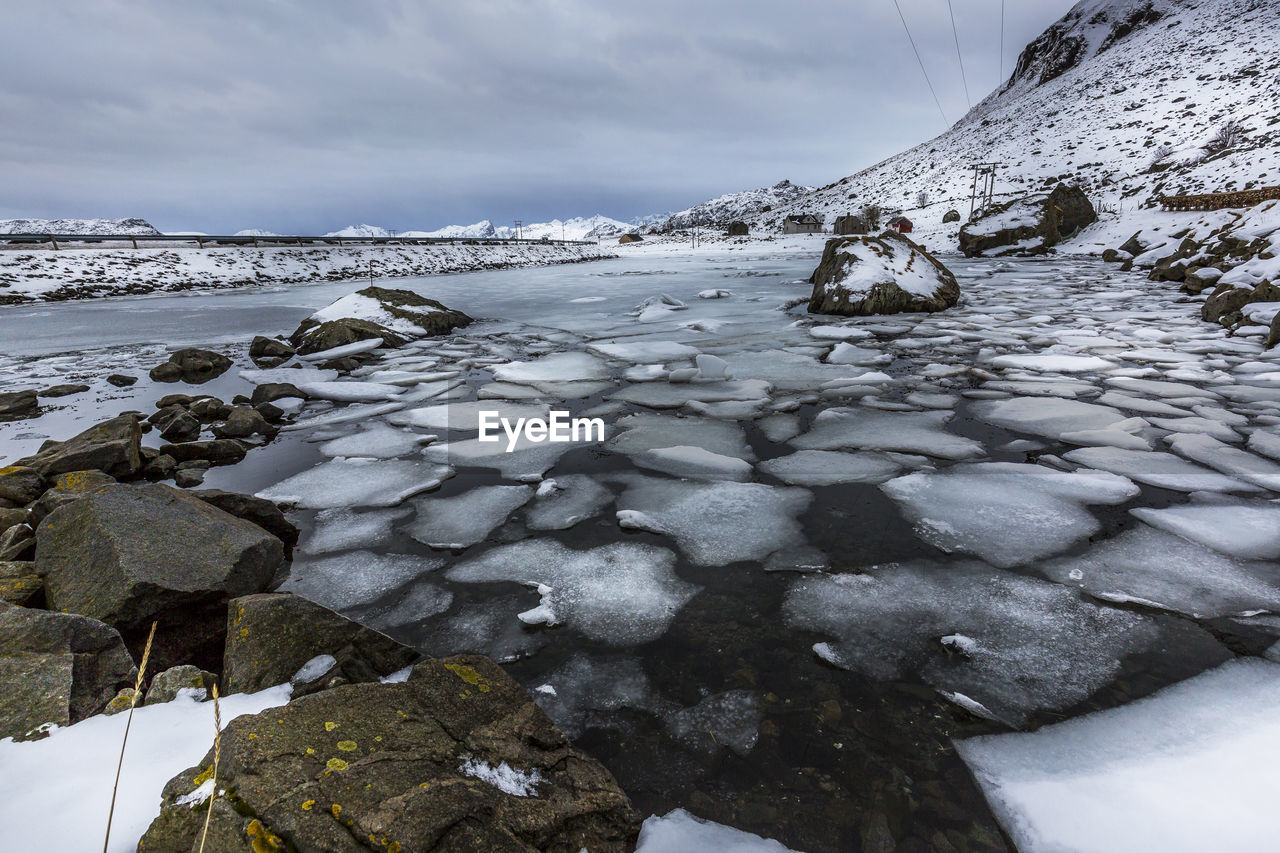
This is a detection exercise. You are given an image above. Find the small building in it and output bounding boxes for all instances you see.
[618,233,644,244]
[833,214,869,235]
[888,216,913,234]
[782,214,823,235]
[726,221,749,237]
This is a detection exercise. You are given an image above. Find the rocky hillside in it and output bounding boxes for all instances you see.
[751,0,1280,240]
[657,180,814,230]
[0,217,159,235]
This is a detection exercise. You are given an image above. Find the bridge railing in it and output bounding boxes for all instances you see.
[0,233,598,249]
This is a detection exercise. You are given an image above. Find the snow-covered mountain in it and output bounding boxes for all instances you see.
[323,224,393,238]
[751,0,1280,244]
[0,217,159,235]
[658,180,814,230]
[408,215,633,242]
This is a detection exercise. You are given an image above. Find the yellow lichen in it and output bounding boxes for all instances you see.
[336,740,357,752]
[326,758,348,771]
[301,799,315,811]
[325,721,339,732]
[331,803,342,817]
[192,765,215,786]
[245,818,284,853]
[444,663,491,692]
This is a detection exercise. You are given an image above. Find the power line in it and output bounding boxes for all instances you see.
[891,0,948,126]
[947,0,971,109]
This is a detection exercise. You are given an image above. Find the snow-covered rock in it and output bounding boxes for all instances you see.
[0,217,158,235]
[807,231,959,315]
[958,184,1096,257]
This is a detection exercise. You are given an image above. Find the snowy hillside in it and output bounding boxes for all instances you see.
[363,215,633,242]
[406,220,501,239]
[0,217,158,235]
[659,180,814,230]
[323,224,393,238]
[753,0,1280,248]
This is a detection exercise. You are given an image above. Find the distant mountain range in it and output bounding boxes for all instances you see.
[0,217,159,235]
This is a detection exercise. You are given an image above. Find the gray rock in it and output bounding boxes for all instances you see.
[1269,311,1280,350]
[149,348,234,384]
[158,409,202,443]
[40,384,90,398]
[187,396,231,422]
[139,655,639,853]
[249,335,296,366]
[145,664,217,704]
[212,406,276,439]
[143,453,178,481]
[942,209,961,223]
[37,483,283,670]
[808,231,959,316]
[15,414,143,479]
[250,382,306,405]
[159,438,247,466]
[0,523,35,561]
[0,561,42,606]
[27,470,119,528]
[106,374,137,388]
[192,490,299,558]
[0,603,137,740]
[0,390,40,419]
[173,467,206,488]
[958,183,1097,257]
[223,592,419,696]
[290,286,472,355]
[0,466,45,505]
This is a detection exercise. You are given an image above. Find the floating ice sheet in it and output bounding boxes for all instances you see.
[588,340,699,363]
[880,462,1138,567]
[1165,432,1280,491]
[527,475,615,530]
[634,445,753,481]
[956,658,1280,853]
[1041,522,1280,617]
[282,550,447,611]
[972,397,1127,439]
[1131,502,1280,560]
[447,540,698,644]
[609,413,754,461]
[615,475,810,566]
[1062,447,1258,493]
[792,408,984,460]
[318,423,430,459]
[257,458,453,508]
[785,561,1163,725]
[404,485,534,549]
[759,449,907,486]
[302,506,412,554]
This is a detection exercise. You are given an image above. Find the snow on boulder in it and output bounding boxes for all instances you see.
[958,183,1096,257]
[290,285,471,355]
[807,230,959,316]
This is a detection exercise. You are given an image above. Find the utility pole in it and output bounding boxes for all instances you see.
[513,219,523,241]
[968,163,999,220]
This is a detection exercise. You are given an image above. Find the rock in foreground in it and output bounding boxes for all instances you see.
[15,413,143,479]
[0,603,136,740]
[958,183,1096,257]
[140,655,640,852]
[291,285,472,355]
[808,230,959,316]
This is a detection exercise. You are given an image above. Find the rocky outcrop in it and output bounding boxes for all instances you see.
[223,593,419,696]
[139,655,640,852]
[0,465,45,505]
[0,390,40,420]
[958,183,1096,257]
[149,348,233,384]
[249,335,296,366]
[808,230,960,316]
[15,414,143,479]
[290,286,472,356]
[36,483,283,672]
[0,603,137,740]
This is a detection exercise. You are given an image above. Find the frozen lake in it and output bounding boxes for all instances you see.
[4,241,1280,851]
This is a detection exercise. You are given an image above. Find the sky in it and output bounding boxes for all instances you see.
[0,0,1080,233]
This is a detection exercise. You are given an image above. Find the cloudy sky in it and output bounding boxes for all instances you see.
[1,0,1078,233]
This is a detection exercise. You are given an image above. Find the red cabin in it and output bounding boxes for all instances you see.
[888,215,913,234]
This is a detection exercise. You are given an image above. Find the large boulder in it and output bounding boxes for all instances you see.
[14,414,143,479]
[0,603,137,740]
[0,465,45,505]
[0,390,39,420]
[290,286,472,356]
[808,230,960,316]
[223,593,419,696]
[139,655,640,852]
[27,470,118,528]
[0,560,43,605]
[149,348,233,384]
[193,490,299,558]
[958,183,1097,257]
[36,483,283,672]
[249,335,296,366]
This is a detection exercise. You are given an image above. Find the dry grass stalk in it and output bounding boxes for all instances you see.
[197,683,223,853]
[103,621,157,853]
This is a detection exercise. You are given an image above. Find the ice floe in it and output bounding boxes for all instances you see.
[792,408,984,460]
[257,458,453,508]
[404,485,534,548]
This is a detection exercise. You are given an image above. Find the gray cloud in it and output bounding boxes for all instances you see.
[0,0,1077,232]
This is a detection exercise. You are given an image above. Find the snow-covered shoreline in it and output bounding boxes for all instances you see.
[0,242,613,304]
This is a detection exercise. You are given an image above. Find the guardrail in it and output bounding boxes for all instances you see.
[1159,186,1280,211]
[0,233,597,249]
